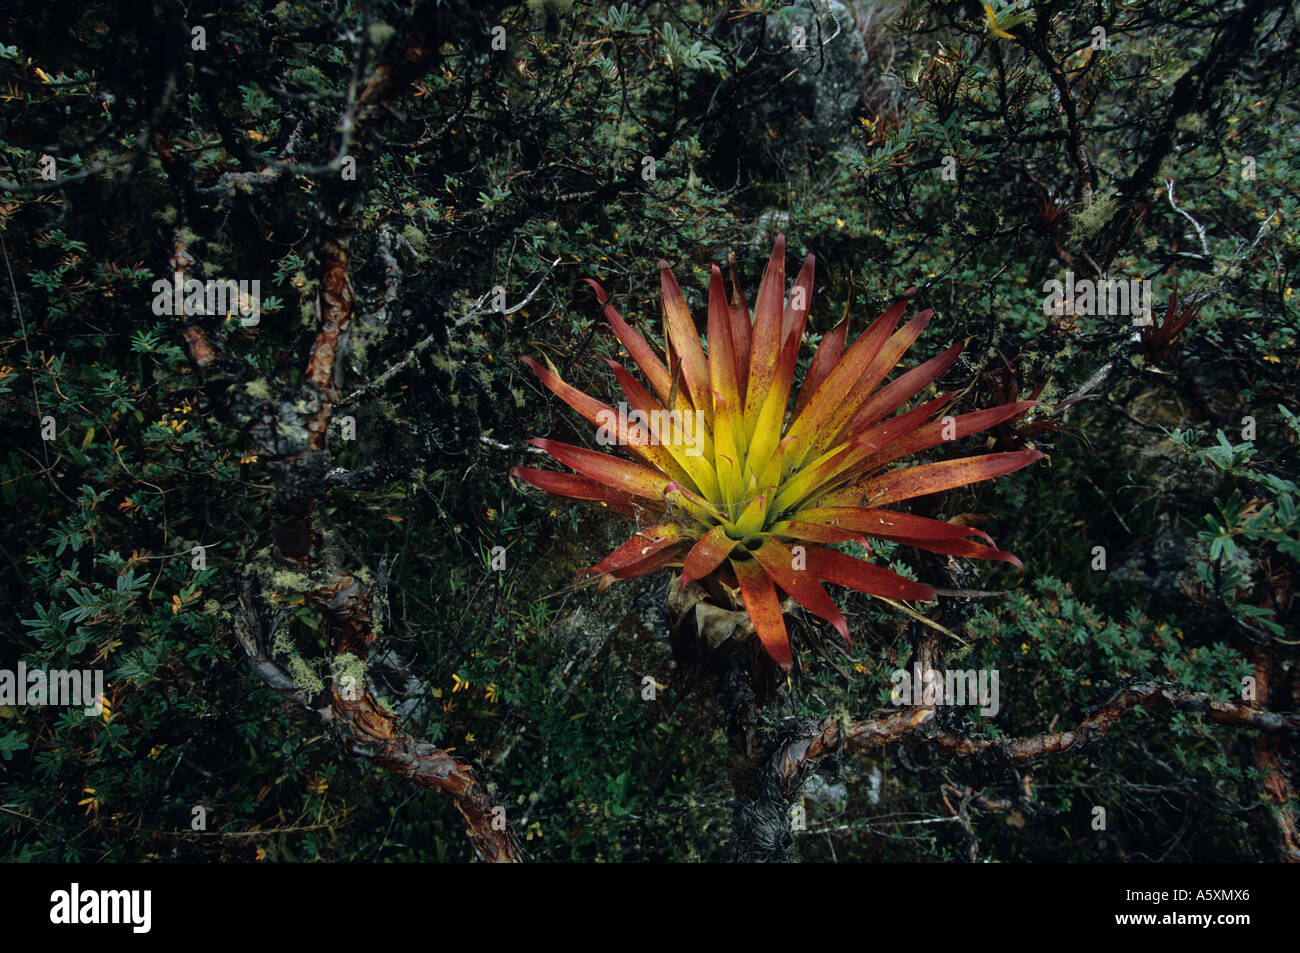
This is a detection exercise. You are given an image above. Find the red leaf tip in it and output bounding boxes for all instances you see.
[581,277,609,305]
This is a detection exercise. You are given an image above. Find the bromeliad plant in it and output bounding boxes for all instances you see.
[513,236,1044,669]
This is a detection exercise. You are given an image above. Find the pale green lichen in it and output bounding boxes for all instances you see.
[1037,376,1063,409]
[276,420,307,441]
[270,623,325,697]
[287,654,325,698]
[269,569,320,593]
[244,378,272,401]
[271,625,293,657]
[330,652,368,690]
[1069,188,1118,243]
[368,22,396,47]
[401,224,427,255]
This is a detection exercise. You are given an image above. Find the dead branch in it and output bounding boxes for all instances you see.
[309,569,524,862]
[777,680,1298,784]
[176,2,525,861]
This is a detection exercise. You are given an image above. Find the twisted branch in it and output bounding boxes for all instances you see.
[777,680,1299,785]
[177,3,524,861]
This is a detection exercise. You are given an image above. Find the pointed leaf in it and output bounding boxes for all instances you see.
[808,307,935,459]
[732,556,793,670]
[813,393,955,496]
[707,265,742,423]
[833,450,1045,507]
[783,298,908,464]
[768,519,869,546]
[744,234,786,427]
[791,507,995,545]
[781,253,815,342]
[581,524,690,578]
[728,254,753,397]
[805,546,937,602]
[604,358,717,498]
[840,340,965,440]
[583,278,673,405]
[511,467,661,520]
[682,525,739,586]
[853,401,1040,475]
[793,305,849,418]
[752,538,849,641]
[885,534,1023,569]
[659,261,712,421]
[605,540,693,580]
[530,438,672,501]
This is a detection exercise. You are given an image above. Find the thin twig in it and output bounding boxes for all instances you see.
[341,256,560,405]
[1165,179,1210,258]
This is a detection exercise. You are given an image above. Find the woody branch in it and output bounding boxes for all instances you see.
[179,3,524,862]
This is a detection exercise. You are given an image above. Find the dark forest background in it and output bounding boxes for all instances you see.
[1,0,1297,862]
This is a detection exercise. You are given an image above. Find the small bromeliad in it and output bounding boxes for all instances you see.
[514,236,1044,669]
